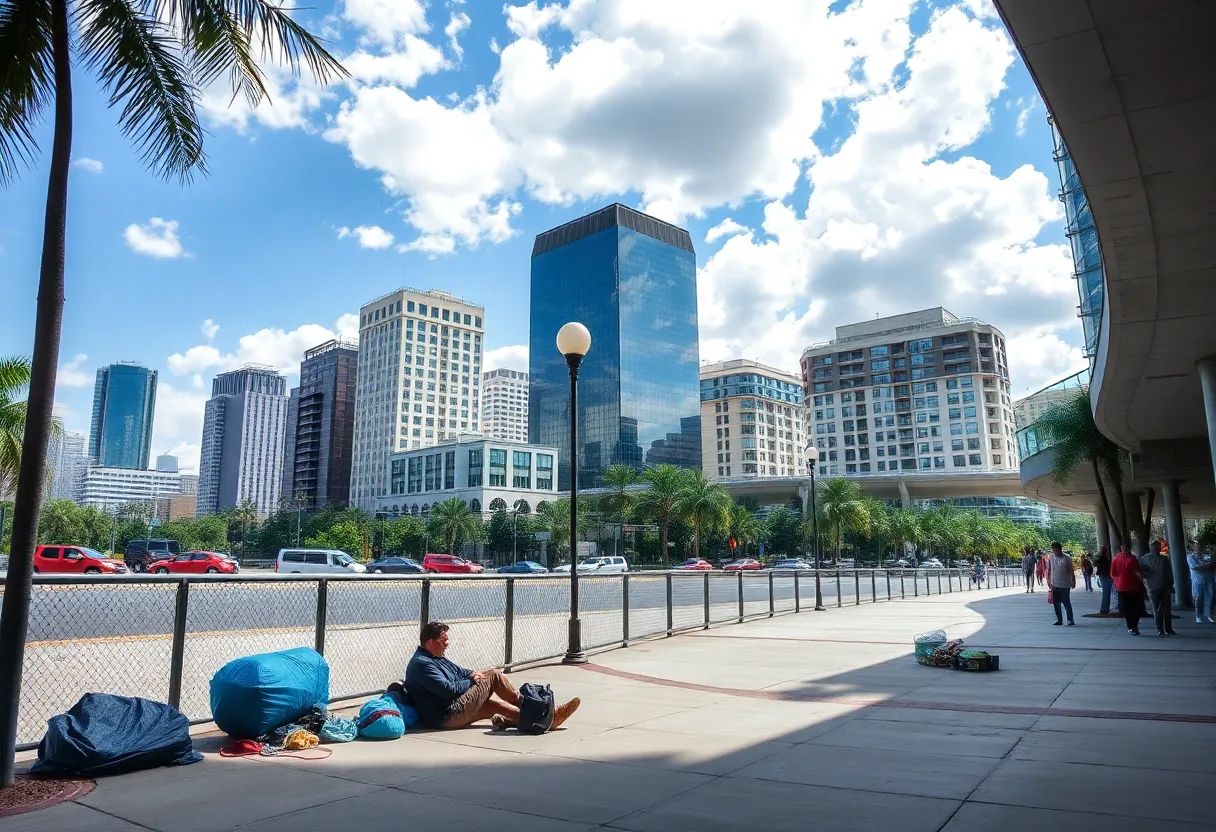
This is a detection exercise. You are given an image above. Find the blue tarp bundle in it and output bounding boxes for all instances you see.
[210,647,330,739]
[31,693,202,777]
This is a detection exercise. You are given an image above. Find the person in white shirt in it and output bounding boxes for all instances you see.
[1046,542,1076,626]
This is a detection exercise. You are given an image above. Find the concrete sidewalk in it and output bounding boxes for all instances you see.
[7,584,1216,831]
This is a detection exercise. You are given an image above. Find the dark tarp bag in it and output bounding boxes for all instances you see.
[31,693,202,777]
[210,647,330,739]
[516,683,555,735]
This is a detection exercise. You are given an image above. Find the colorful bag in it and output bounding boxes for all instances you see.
[1047,586,1055,604]
[319,716,358,743]
[357,696,405,740]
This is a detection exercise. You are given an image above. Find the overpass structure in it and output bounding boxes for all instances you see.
[997,0,1216,602]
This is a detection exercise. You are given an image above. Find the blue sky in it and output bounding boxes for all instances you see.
[0,0,1084,471]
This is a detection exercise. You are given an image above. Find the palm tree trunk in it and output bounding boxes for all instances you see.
[1091,459,1122,550]
[693,523,701,560]
[660,512,669,569]
[0,0,72,787]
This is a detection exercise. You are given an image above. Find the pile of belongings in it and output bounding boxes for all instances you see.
[357,682,420,740]
[220,705,359,758]
[913,630,999,670]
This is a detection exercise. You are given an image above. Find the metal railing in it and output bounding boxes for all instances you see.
[2,567,1024,748]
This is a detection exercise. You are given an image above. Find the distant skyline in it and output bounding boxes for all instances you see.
[0,0,1088,474]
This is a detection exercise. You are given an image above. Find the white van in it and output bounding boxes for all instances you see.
[276,549,367,574]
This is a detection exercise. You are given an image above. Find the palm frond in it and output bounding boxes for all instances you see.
[0,355,32,398]
[77,0,206,182]
[214,0,346,85]
[0,0,54,185]
[181,0,268,106]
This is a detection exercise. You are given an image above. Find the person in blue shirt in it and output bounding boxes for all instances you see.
[1187,544,1216,624]
[405,621,580,731]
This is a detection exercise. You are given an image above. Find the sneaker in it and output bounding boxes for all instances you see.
[551,697,581,729]
[1053,621,1063,626]
[1207,616,1216,624]
[1130,628,1141,636]
[1067,621,1075,626]
[490,714,511,732]
[1198,616,1205,625]
[1166,630,1178,636]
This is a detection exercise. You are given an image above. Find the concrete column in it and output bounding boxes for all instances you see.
[1162,481,1193,609]
[897,481,911,509]
[1197,359,1216,493]
[1124,491,1149,555]
[799,483,810,519]
[1095,501,1110,553]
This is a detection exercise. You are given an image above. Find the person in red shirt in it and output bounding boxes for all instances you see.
[1110,544,1146,635]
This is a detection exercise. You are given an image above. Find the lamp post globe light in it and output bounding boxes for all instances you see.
[558,322,591,665]
[805,443,825,611]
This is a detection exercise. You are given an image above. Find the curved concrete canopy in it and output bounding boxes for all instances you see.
[994,0,1216,451]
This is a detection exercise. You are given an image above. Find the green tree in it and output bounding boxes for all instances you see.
[1045,512,1097,551]
[0,499,13,553]
[726,502,759,557]
[427,497,480,555]
[0,358,32,497]
[635,465,686,568]
[887,507,921,560]
[383,514,426,558]
[761,506,802,557]
[486,508,514,557]
[231,498,259,559]
[1035,390,1129,548]
[673,471,730,560]
[77,505,113,550]
[818,478,870,560]
[920,503,970,559]
[598,464,636,556]
[305,521,364,557]
[36,498,81,543]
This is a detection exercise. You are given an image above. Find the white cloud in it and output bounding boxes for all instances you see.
[150,383,209,473]
[71,158,103,173]
[199,63,332,134]
[484,344,528,372]
[342,37,448,87]
[337,224,396,249]
[335,313,361,342]
[57,354,91,388]
[705,219,749,244]
[167,316,357,377]
[1015,94,1038,136]
[343,0,428,45]
[1007,330,1088,397]
[124,218,187,259]
[446,11,472,60]
[201,319,220,340]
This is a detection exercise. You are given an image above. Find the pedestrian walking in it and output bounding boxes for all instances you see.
[1139,540,1176,636]
[1095,546,1115,614]
[1035,550,1048,588]
[1080,552,1094,592]
[1186,543,1216,624]
[1110,544,1146,635]
[1021,547,1037,592]
[1046,542,1076,626]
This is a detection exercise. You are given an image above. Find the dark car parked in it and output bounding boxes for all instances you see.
[497,560,549,574]
[123,539,181,573]
[365,556,424,574]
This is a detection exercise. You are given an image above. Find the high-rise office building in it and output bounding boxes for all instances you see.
[529,203,701,489]
[699,359,806,480]
[799,308,1016,477]
[482,368,529,442]
[89,363,157,469]
[281,339,358,508]
[196,366,288,517]
[350,288,485,510]
[48,430,87,500]
[155,454,179,473]
[80,467,184,511]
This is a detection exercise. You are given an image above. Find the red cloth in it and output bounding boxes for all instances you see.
[1110,552,1144,592]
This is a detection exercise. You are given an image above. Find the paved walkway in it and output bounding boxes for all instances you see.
[7,583,1216,831]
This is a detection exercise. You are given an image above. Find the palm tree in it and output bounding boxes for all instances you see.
[598,464,635,556]
[0,357,32,498]
[635,465,687,568]
[232,498,259,560]
[1035,390,1128,548]
[428,497,480,556]
[726,502,759,557]
[674,472,731,560]
[818,478,870,561]
[0,6,345,783]
[538,498,587,565]
[887,507,921,560]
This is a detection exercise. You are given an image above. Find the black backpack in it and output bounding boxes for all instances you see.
[516,683,555,734]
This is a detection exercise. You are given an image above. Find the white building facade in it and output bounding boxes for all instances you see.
[373,435,558,517]
[196,367,288,517]
[800,308,1017,478]
[48,430,87,501]
[482,368,529,442]
[699,360,806,480]
[351,288,485,510]
[80,467,184,510]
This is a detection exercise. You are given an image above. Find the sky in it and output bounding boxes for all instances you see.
[0,0,1087,474]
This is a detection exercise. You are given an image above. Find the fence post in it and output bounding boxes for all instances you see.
[768,571,775,617]
[885,570,891,600]
[314,579,328,656]
[871,570,877,602]
[948,570,954,593]
[666,573,674,635]
[926,572,932,596]
[937,571,943,595]
[854,570,860,605]
[913,570,918,597]
[167,580,190,710]
[737,570,744,622]
[420,578,431,629]
[622,574,630,646]
[835,570,842,607]
[703,572,711,628]
[794,571,801,613]
[504,578,515,670]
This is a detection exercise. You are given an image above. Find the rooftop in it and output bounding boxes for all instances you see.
[532,203,695,257]
[699,358,803,385]
[361,287,485,313]
[804,308,998,352]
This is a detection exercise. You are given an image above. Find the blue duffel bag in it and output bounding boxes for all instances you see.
[210,647,330,739]
[31,693,202,777]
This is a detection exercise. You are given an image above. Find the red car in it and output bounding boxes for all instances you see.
[33,545,128,574]
[723,558,763,571]
[421,553,484,574]
[673,558,713,570]
[149,551,238,575]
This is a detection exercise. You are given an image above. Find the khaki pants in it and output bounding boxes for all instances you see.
[441,670,518,728]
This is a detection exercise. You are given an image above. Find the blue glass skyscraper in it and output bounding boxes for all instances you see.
[89,363,157,469]
[529,204,701,489]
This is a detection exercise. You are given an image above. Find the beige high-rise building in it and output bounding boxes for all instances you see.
[699,359,807,480]
[482,368,529,442]
[350,288,485,510]
[799,308,1016,477]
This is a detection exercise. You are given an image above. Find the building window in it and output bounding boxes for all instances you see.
[969,453,983,466]
[512,450,532,488]
[489,448,507,487]
[953,455,966,467]
[468,449,483,487]
[444,451,456,490]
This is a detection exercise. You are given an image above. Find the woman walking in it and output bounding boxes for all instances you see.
[1095,546,1114,614]
[1110,545,1146,635]
[1080,552,1095,592]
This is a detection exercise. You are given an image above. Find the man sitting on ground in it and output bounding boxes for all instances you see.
[405,621,580,732]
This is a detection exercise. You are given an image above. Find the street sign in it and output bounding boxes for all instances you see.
[534,531,552,541]
[149,520,161,528]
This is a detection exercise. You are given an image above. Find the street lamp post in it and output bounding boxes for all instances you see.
[805,444,825,611]
[558,322,591,665]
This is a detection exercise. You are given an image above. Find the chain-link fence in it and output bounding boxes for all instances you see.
[5,567,1025,747]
